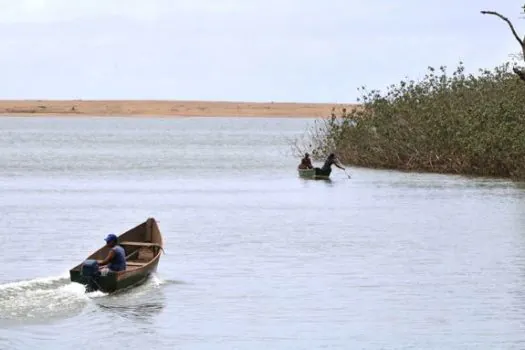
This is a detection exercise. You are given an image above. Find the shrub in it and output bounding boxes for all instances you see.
[294,61,525,179]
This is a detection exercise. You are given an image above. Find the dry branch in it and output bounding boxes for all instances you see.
[480,11,524,46]
[481,10,525,81]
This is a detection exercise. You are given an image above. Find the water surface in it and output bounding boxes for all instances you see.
[1,116,525,349]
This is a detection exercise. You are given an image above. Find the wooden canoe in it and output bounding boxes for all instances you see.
[297,168,331,180]
[69,217,164,293]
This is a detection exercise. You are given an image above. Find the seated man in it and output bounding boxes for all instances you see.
[315,152,345,176]
[298,152,314,169]
[97,233,127,275]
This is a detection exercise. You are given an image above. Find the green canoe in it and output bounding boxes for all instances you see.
[297,168,330,180]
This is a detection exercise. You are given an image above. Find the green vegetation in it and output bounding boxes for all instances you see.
[295,7,525,179]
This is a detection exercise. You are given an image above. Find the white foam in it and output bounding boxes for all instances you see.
[0,272,166,318]
[0,272,93,323]
[86,289,108,298]
[149,273,163,286]
[0,272,69,291]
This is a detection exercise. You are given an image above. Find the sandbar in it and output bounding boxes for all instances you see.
[0,100,360,118]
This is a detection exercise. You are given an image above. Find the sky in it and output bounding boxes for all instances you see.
[0,0,522,102]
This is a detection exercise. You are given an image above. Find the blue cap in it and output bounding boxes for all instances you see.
[104,234,118,243]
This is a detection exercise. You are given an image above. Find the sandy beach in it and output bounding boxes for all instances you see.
[0,100,359,118]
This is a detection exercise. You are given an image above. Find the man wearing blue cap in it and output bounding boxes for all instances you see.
[97,233,127,275]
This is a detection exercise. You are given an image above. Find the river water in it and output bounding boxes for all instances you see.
[0,116,525,349]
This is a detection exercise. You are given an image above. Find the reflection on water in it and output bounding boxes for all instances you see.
[97,302,164,323]
[92,275,167,323]
[299,177,335,187]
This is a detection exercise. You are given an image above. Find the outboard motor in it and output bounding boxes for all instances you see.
[81,259,101,292]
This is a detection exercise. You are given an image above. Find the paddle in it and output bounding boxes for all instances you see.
[337,159,351,178]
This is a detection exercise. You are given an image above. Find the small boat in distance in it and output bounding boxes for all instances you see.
[297,152,350,179]
[69,217,164,294]
[297,152,330,179]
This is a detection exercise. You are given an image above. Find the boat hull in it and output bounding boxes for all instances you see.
[69,217,163,294]
[298,168,331,180]
[69,257,160,294]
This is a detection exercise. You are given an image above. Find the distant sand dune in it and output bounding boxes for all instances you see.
[0,100,360,118]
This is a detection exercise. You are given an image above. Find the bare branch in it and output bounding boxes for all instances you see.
[481,10,525,82]
[480,10,523,47]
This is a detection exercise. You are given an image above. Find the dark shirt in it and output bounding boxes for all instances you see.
[108,245,127,271]
[321,157,335,172]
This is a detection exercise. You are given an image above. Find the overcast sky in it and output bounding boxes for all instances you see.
[0,0,522,102]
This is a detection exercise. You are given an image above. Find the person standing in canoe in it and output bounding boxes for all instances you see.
[298,152,314,169]
[315,153,345,177]
[97,233,127,275]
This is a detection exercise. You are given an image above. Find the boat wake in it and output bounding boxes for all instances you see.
[0,272,172,327]
[0,273,92,326]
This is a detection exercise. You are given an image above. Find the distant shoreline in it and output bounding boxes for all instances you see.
[0,100,360,118]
